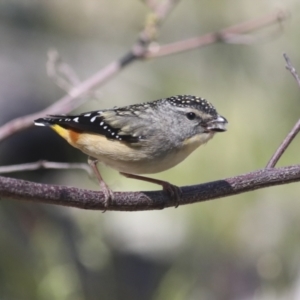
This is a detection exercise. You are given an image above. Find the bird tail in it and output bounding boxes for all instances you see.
[34,117,52,127]
[34,115,68,127]
[34,116,77,142]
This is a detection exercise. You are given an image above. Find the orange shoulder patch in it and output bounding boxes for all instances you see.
[51,124,80,146]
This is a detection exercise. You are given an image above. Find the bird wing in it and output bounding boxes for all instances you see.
[34,108,154,144]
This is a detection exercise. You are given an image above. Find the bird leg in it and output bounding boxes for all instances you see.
[88,156,114,211]
[120,172,182,208]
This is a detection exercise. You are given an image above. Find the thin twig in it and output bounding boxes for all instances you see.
[142,0,180,23]
[47,49,81,93]
[0,160,93,177]
[266,54,300,168]
[146,9,287,58]
[152,0,180,21]
[1,165,300,211]
[284,53,300,87]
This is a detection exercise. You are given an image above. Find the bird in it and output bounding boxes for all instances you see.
[34,95,228,209]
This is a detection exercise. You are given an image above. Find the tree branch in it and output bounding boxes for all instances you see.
[0,165,299,211]
[266,54,300,168]
[284,52,300,87]
[0,161,92,176]
[146,9,287,58]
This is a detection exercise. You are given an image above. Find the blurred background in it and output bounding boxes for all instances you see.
[0,0,300,299]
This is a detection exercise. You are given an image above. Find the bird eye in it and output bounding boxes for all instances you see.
[186,112,196,120]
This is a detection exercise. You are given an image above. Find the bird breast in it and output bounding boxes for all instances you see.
[73,131,214,174]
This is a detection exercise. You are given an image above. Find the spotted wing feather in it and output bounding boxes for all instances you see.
[34,108,153,143]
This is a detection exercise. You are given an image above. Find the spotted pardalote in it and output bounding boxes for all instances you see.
[35,95,228,208]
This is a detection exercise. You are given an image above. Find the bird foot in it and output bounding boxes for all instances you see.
[161,182,182,208]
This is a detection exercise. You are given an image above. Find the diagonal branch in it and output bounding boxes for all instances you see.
[266,119,300,168]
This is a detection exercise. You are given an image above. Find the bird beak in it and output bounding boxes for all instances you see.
[206,115,228,132]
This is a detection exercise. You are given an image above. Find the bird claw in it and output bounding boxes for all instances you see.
[100,182,114,213]
[162,183,182,208]
[119,172,182,208]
